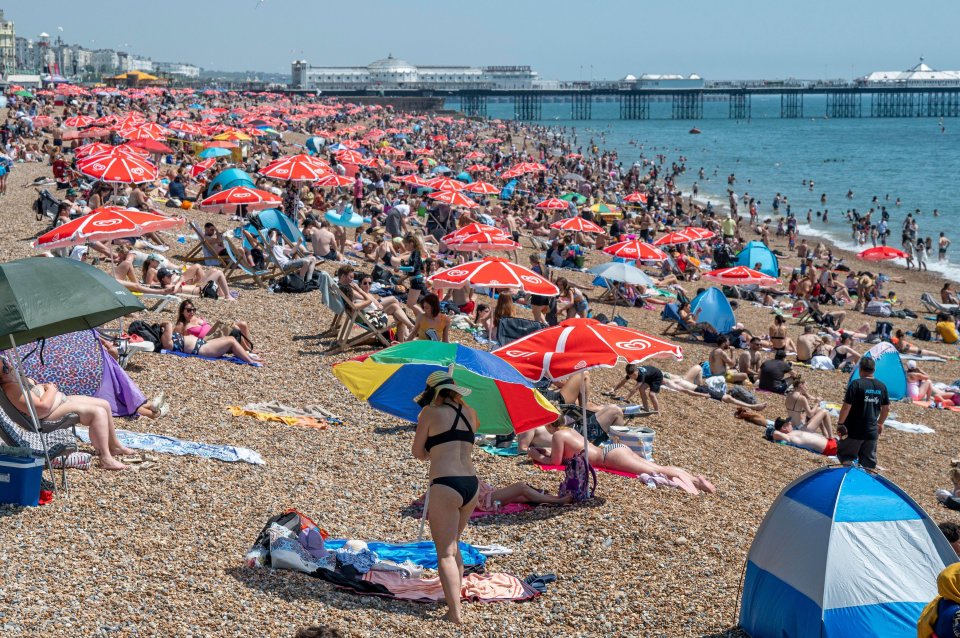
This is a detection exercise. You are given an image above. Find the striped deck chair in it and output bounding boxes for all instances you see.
[223,236,273,287]
[180,221,230,267]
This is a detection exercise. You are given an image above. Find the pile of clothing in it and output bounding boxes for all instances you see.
[245,510,550,603]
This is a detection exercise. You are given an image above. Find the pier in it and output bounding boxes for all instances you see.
[296,82,960,120]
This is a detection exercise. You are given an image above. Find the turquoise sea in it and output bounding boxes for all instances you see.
[450,96,960,282]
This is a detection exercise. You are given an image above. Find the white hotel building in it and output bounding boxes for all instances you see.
[292,54,539,90]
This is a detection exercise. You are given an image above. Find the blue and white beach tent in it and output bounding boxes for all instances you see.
[849,341,908,401]
[735,240,780,278]
[739,466,957,638]
[690,287,736,334]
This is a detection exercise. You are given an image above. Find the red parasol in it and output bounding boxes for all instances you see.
[858,246,908,261]
[314,173,354,188]
[197,186,282,213]
[703,266,780,286]
[33,207,183,249]
[623,192,648,204]
[426,190,479,208]
[603,240,668,261]
[551,216,606,234]
[64,115,95,128]
[425,177,466,191]
[428,256,558,295]
[260,154,330,181]
[652,231,696,247]
[77,153,158,184]
[191,158,217,178]
[462,180,500,195]
[444,232,521,252]
[442,223,509,243]
[536,197,570,210]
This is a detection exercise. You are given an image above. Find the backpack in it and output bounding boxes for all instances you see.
[200,280,219,299]
[272,273,306,293]
[558,450,596,502]
[915,323,933,342]
[127,320,163,351]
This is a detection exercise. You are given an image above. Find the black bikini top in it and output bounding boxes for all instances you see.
[424,401,475,452]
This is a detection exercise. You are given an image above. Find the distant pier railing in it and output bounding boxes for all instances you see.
[292,81,960,120]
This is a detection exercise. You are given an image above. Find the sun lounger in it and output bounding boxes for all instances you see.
[180,220,231,267]
[222,236,273,287]
[322,281,395,354]
[660,303,704,338]
[920,292,960,317]
[0,382,80,488]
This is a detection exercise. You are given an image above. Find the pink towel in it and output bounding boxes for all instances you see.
[363,571,538,603]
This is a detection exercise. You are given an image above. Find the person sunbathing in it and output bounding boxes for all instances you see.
[339,267,414,341]
[145,261,236,302]
[469,480,573,509]
[906,361,956,403]
[661,365,768,409]
[547,370,625,433]
[173,299,256,353]
[0,358,136,470]
[767,417,838,457]
[159,317,259,364]
[526,420,715,495]
[766,314,797,354]
[785,376,833,438]
[893,329,929,356]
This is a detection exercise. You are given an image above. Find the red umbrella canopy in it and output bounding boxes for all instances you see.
[129,138,174,154]
[260,154,330,181]
[77,153,158,184]
[444,232,521,252]
[425,176,466,191]
[703,266,780,286]
[427,190,479,208]
[550,216,606,234]
[859,246,908,261]
[191,158,217,178]
[335,149,367,164]
[442,223,509,243]
[464,151,485,159]
[462,180,500,195]
[680,227,716,241]
[652,231,696,247]
[623,191,648,204]
[465,164,491,173]
[167,120,203,136]
[428,257,558,295]
[395,174,433,189]
[393,160,418,172]
[603,240,668,262]
[33,207,183,249]
[493,318,684,382]
[536,197,570,210]
[119,122,169,141]
[64,115,96,128]
[314,173,354,188]
[197,186,282,213]
[75,142,115,159]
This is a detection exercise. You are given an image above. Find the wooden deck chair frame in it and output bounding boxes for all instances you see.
[325,282,395,354]
[180,220,231,267]
[222,236,273,287]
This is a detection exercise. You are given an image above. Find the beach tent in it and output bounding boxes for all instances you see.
[206,168,255,196]
[690,287,736,334]
[739,466,957,638]
[848,341,907,401]
[735,241,780,278]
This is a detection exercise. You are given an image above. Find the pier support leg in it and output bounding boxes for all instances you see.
[826,92,862,118]
[571,93,592,120]
[619,93,649,120]
[728,92,751,120]
[671,92,703,119]
[461,94,487,118]
[514,94,542,121]
[780,92,803,118]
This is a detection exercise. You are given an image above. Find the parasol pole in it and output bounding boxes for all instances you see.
[8,335,59,493]
[579,370,592,486]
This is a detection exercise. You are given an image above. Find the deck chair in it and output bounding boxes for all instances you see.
[660,303,704,338]
[130,291,180,312]
[222,236,273,287]
[180,220,231,267]
[920,292,960,317]
[325,282,395,354]
[0,382,80,489]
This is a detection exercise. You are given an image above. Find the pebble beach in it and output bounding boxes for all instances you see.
[1,115,959,638]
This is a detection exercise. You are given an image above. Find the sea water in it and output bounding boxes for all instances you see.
[451,96,960,281]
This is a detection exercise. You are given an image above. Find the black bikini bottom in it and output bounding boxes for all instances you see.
[431,475,479,506]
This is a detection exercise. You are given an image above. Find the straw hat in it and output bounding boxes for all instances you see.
[420,371,471,398]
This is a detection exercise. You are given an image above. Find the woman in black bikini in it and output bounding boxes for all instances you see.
[412,372,479,624]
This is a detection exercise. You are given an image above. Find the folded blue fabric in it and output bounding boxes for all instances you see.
[75,427,265,465]
[323,540,485,569]
[160,349,261,367]
[479,441,523,457]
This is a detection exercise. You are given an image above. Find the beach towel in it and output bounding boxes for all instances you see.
[478,441,524,457]
[75,427,265,465]
[535,460,638,479]
[362,570,539,603]
[884,418,935,434]
[160,349,261,367]
[409,498,532,519]
[901,353,948,362]
[227,401,342,429]
[323,539,485,569]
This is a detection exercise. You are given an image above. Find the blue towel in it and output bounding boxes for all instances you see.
[323,540,485,569]
[160,349,261,367]
[479,441,524,457]
[75,427,265,465]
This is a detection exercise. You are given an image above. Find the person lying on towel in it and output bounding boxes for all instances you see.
[766,417,837,457]
[526,418,715,496]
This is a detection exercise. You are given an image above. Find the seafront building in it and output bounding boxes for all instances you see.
[858,60,960,88]
[292,55,540,91]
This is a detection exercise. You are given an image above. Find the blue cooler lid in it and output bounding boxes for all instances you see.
[0,454,44,468]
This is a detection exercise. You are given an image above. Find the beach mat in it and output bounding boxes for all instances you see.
[161,348,261,367]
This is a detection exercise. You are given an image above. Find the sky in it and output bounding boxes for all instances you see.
[7,1,960,80]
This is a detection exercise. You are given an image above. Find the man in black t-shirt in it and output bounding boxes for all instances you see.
[836,357,889,469]
[758,350,793,394]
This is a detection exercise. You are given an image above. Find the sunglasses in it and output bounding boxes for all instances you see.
[183,307,196,313]
[361,281,372,286]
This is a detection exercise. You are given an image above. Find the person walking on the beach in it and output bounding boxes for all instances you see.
[916,238,929,272]
[939,232,951,263]
[835,357,889,470]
